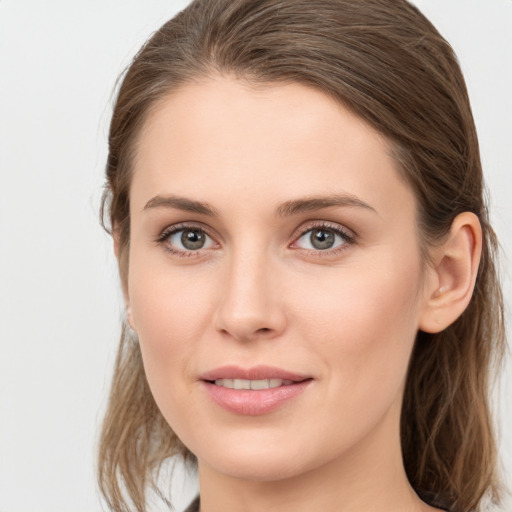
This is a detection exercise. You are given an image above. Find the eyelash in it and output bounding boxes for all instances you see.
[291,221,356,257]
[156,222,217,258]
[156,221,356,259]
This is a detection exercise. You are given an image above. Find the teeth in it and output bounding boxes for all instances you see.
[213,378,295,389]
[252,379,273,390]
[218,379,234,389]
[234,379,251,390]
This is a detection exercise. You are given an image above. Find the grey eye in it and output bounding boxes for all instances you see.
[310,229,335,250]
[182,229,206,250]
[168,228,214,251]
[295,227,348,251]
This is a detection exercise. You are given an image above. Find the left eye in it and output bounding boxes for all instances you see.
[166,228,215,251]
[294,227,349,251]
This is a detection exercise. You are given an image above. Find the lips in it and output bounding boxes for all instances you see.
[199,365,311,382]
[199,365,313,415]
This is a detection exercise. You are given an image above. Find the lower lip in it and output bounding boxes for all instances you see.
[201,380,312,416]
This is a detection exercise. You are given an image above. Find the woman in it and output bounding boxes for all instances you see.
[97,1,506,511]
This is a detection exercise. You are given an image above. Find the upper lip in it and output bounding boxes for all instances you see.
[199,365,311,382]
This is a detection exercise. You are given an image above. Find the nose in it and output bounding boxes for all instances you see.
[213,247,287,342]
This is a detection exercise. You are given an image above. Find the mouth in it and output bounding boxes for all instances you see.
[199,365,313,415]
[209,378,297,390]
[199,365,312,387]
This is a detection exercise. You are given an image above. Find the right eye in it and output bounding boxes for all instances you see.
[158,225,216,256]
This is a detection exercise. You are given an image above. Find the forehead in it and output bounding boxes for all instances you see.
[130,75,416,221]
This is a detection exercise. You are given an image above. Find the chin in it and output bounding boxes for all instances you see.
[204,451,310,482]
[191,429,343,484]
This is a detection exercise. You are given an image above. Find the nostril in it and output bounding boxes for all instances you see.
[256,327,271,333]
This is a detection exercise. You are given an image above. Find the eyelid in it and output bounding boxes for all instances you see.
[289,220,357,256]
[156,222,220,256]
[157,221,217,241]
[290,220,356,244]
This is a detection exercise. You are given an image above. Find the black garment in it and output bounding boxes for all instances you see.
[183,495,200,512]
[182,494,453,512]
[417,489,452,511]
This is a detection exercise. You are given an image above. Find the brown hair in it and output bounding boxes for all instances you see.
[98,1,506,511]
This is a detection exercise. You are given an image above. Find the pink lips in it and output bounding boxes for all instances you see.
[200,365,310,382]
[199,365,313,416]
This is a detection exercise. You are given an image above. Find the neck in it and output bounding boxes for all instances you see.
[196,400,439,512]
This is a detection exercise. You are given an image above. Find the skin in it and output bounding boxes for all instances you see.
[123,75,481,512]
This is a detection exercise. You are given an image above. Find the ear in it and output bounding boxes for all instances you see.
[113,224,137,332]
[113,224,122,261]
[419,212,482,333]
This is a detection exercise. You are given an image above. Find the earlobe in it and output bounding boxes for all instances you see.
[419,212,482,333]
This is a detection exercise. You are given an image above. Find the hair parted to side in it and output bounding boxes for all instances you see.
[98,1,506,511]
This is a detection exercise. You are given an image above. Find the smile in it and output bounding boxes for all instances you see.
[213,378,295,389]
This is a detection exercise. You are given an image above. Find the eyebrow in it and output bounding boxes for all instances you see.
[143,195,220,216]
[275,194,377,217]
[143,193,377,217]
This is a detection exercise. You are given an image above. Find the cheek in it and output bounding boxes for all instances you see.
[294,252,423,392]
[274,255,424,461]
[127,255,216,387]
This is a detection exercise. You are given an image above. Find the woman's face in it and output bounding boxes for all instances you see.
[127,76,432,481]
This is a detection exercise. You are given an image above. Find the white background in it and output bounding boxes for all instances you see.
[0,1,510,511]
